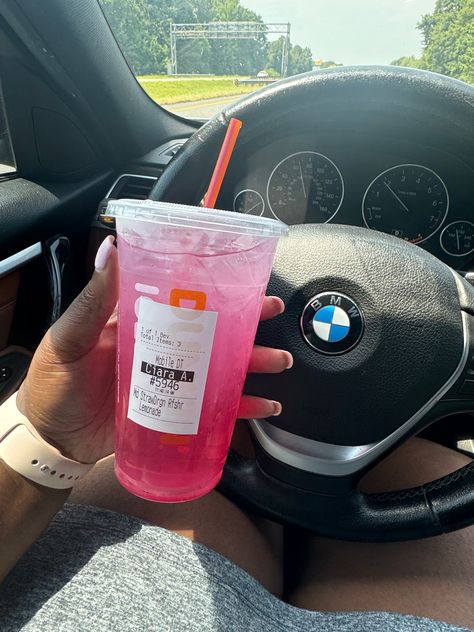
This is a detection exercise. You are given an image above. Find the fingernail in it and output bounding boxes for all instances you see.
[270,297,285,315]
[272,401,282,416]
[283,352,294,369]
[95,235,115,271]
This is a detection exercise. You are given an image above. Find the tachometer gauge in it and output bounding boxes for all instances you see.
[440,220,474,257]
[267,151,344,224]
[233,189,265,216]
[362,164,449,243]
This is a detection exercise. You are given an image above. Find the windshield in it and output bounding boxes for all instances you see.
[99,0,473,119]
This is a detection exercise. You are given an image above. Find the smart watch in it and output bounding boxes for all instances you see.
[0,392,95,489]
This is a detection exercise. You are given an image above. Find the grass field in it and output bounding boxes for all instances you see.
[137,75,257,104]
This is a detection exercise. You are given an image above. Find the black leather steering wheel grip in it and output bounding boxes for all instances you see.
[220,451,474,542]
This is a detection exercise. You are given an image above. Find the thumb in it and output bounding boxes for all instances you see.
[47,235,119,361]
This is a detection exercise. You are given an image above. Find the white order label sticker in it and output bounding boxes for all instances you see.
[127,297,218,435]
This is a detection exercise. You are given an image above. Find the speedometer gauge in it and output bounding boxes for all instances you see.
[362,164,449,243]
[267,151,344,224]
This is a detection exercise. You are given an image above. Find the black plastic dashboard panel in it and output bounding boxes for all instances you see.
[0,173,113,259]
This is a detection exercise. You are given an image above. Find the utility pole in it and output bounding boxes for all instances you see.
[281,23,291,77]
[170,23,177,75]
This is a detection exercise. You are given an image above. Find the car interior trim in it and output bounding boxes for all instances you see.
[0,243,43,280]
[250,309,470,477]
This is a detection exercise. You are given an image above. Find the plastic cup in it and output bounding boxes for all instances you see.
[107,199,288,503]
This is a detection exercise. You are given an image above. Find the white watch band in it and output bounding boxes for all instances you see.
[0,393,95,489]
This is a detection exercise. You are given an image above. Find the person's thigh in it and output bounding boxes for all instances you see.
[287,438,474,629]
[69,453,283,596]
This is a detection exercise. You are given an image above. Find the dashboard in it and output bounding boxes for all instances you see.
[217,130,474,269]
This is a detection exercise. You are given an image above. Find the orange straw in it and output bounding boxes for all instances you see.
[203,118,243,209]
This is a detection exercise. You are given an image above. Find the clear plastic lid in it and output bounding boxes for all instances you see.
[106,199,288,237]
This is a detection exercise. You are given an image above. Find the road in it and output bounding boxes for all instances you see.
[139,76,243,82]
[165,94,242,119]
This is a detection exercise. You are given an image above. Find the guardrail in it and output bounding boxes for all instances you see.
[234,78,277,86]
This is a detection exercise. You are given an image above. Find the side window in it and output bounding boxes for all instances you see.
[0,81,16,176]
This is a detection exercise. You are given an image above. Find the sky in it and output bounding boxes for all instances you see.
[245,0,436,65]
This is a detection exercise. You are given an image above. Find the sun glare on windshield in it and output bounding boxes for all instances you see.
[99,0,473,119]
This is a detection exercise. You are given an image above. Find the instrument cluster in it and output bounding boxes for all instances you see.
[221,132,474,266]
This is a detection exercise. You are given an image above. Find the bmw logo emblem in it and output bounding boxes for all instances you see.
[300,292,364,355]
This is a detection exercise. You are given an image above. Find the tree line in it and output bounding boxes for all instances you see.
[100,0,313,76]
[392,0,474,85]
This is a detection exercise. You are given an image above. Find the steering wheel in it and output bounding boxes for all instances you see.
[151,66,474,542]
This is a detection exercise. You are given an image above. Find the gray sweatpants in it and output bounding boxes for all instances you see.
[0,505,471,631]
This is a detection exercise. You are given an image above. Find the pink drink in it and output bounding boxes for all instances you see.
[109,200,287,502]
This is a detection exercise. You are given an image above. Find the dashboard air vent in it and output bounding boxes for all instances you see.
[108,173,160,200]
[97,172,162,227]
